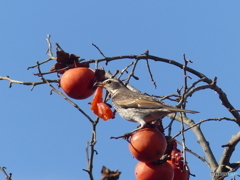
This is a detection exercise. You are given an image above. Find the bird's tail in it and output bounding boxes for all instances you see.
[181,109,199,114]
[168,108,199,114]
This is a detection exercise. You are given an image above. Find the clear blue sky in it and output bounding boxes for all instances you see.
[0,1,239,180]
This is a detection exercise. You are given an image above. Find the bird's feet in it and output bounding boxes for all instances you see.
[110,121,163,140]
[110,132,133,141]
[110,125,146,140]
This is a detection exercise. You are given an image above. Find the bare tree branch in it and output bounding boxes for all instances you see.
[173,117,236,139]
[0,167,12,180]
[83,118,99,180]
[176,140,211,168]
[0,76,59,90]
[168,113,219,171]
[92,43,106,58]
[217,132,240,170]
[124,58,139,85]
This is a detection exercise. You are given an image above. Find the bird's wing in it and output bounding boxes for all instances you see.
[115,97,199,113]
[116,98,166,109]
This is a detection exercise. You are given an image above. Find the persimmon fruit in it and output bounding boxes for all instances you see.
[135,161,174,180]
[128,128,167,163]
[60,67,95,99]
[167,140,189,180]
[168,160,189,180]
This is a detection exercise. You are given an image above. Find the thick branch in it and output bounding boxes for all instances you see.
[217,132,240,171]
[168,113,218,171]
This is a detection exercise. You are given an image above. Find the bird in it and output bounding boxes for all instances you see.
[95,78,198,132]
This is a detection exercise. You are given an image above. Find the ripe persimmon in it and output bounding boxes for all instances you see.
[60,67,95,99]
[168,160,189,180]
[128,128,167,163]
[167,140,189,180]
[135,161,174,180]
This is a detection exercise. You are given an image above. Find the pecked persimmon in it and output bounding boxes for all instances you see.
[90,87,114,121]
[128,128,167,163]
[168,160,189,180]
[167,140,189,180]
[90,87,103,115]
[135,161,174,180]
[60,67,96,99]
[97,102,114,121]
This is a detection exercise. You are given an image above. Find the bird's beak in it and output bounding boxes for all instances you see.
[94,82,105,87]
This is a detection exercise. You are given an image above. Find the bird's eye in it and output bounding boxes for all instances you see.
[106,80,112,84]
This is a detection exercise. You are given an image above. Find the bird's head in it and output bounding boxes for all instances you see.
[94,78,126,96]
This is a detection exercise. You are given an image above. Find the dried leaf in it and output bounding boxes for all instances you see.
[101,166,121,180]
[49,50,89,74]
[94,69,106,82]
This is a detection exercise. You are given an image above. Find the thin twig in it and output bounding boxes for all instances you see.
[55,43,64,52]
[159,94,181,102]
[146,58,157,88]
[27,57,56,70]
[117,61,134,79]
[142,50,157,88]
[33,65,71,76]
[176,141,211,168]
[0,167,12,180]
[172,117,236,139]
[27,35,57,70]
[186,77,207,94]
[124,58,139,85]
[0,76,59,90]
[178,54,192,167]
[166,114,177,137]
[83,117,99,180]
[92,43,106,58]
[46,34,54,58]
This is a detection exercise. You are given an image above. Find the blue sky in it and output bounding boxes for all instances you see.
[0,1,240,180]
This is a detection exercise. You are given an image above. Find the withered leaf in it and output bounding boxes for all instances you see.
[50,50,89,74]
[101,166,121,180]
[94,69,106,82]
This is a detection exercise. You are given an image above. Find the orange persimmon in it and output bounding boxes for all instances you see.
[129,128,167,163]
[97,102,114,121]
[135,161,174,180]
[90,87,103,115]
[60,67,95,99]
[90,87,113,121]
[167,140,189,180]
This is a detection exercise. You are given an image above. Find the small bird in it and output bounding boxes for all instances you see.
[95,78,198,132]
